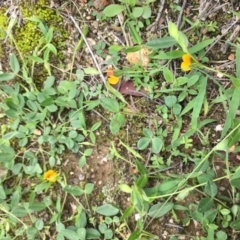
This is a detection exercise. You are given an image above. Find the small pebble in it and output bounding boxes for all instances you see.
[219,186,226,191]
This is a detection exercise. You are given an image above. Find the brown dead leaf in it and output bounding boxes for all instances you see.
[229,145,236,153]
[106,65,114,76]
[119,80,147,96]
[34,129,42,135]
[94,0,110,9]
[126,47,151,67]
[228,53,235,61]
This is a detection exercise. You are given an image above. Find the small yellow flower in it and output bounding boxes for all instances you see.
[43,170,58,183]
[181,53,192,71]
[108,75,120,85]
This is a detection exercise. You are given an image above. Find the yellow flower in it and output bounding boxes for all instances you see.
[181,54,192,71]
[108,75,120,85]
[43,170,58,182]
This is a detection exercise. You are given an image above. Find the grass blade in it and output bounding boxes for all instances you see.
[221,87,240,138]
[191,76,207,129]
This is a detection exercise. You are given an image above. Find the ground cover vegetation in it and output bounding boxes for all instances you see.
[0,0,240,239]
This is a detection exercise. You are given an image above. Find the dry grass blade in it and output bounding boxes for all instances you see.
[70,16,106,84]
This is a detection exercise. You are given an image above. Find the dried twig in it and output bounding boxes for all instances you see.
[154,0,166,31]
[146,0,166,31]
[176,0,187,29]
[198,0,229,20]
[70,16,106,84]
[205,19,239,55]
[221,25,240,53]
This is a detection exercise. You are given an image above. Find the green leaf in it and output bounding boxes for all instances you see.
[99,223,107,234]
[3,131,18,139]
[148,202,174,218]
[19,137,28,147]
[228,123,240,148]
[229,76,240,88]
[47,43,57,55]
[173,104,182,115]
[79,155,86,168]
[26,227,38,238]
[142,5,151,19]
[168,21,179,40]
[163,66,174,82]
[221,87,240,138]
[128,0,136,6]
[84,183,94,194]
[191,76,207,129]
[0,145,15,162]
[83,67,99,75]
[216,230,228,240]
[120,205,135,220]
[86,228,101,239]
[44,76,55,89]
[152,50,183,59]
[128,230,141,240]
[188,75,200,87]
[76,69,84,81]
[35,219,44,230]
[158,179,180,194]
[180,98,196,116]
[128,21,142,45]
[64,185,84,196]
[136,174,148,188]
[105,82,128,104]
[29,202,47,211]
[178,31,188,53]
[145,36,177,50]
[197,197,214,213]
[143,128,153,138]
[110,113,125,134]
[45,27,54,43]
[120,140,144,160]
[10,53,20,74]
[68,83,77,99]
[151,137,163,153]
[0,73,15,81]
[11,207,28,217]
[60,229,79,240]
[231,220,240,230]
[96,204,119,216]
[176,188,190,201]
[91,121,102,131]
[135,159,147,174]
[204,180,218,197]
[104,229,113,239]
[28,56,45,63]
[0,185,6,199]
[103,4,125,17]
[119,184,132,193]
[188,38,215,54]
[100,97,120,112]
[165,95,177,107]
[137,137,151,150]
[40,98,54,106]
[132,7,143,18]
[230,169,240,188]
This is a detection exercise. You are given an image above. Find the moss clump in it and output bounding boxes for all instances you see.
[14,0,67,56]
[0,8,7,40]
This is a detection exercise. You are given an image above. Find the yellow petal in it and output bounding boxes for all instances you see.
[182,54,192,64]
[181,61,191,71]
[43,170,58,182]
[108,75,120,85]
